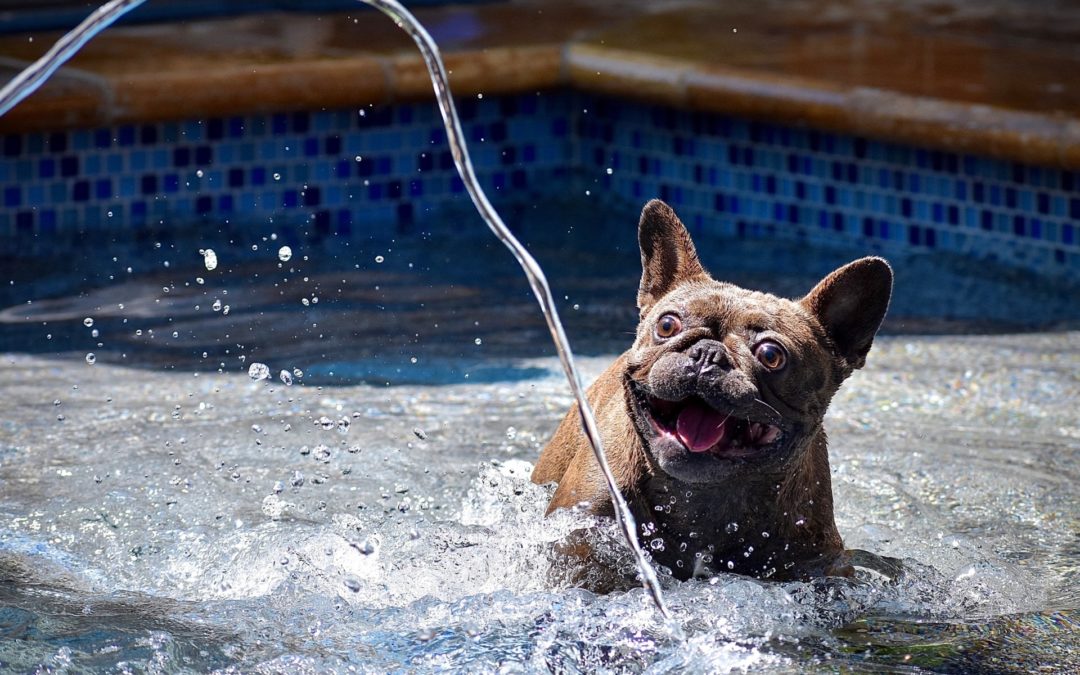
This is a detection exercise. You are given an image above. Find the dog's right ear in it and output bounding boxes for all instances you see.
[637,199,708,315]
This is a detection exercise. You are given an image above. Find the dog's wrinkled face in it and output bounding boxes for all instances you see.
[624,200,892,484]
[626,281,834,483]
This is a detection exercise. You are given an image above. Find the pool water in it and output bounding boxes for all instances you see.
[1,201,1078,671]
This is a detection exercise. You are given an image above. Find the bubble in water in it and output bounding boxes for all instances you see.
[293,368,304,378]
[248,363,270,381]
[337,417,351,434]
[374,255,384,264]
[85,352,96,365]
[91,329,99,338]
[278,246,292,262]
[212,299,222,312]
[413,427,427,440]
[474,338,482,346]
[201,248,218,271]
[505,426,517,440]
[172,331,179,338]
[279,370,293,386]
[290,471,305,487]
[83,317,93,328]
[317,416,335,430]
[272,172,281,181]
[352,536,379,555]
[313,445,332,463]
[343,576,361,592]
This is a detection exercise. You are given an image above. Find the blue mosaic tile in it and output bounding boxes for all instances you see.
[0,91,1077,276]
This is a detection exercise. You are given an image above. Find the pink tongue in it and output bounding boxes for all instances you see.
[675,401,729,452]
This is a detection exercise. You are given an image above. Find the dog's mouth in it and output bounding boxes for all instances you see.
[628,381,783,458]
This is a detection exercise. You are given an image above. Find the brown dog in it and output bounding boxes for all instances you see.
[532,199,892,581]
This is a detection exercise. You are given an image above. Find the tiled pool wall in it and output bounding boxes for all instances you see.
[2,89,1079,276]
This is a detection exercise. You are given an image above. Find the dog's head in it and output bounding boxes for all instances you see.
[624,200,892,484]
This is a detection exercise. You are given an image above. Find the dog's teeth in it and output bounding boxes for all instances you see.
[760,425,780,444]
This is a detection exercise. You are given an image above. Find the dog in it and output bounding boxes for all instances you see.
[531,199,892,581]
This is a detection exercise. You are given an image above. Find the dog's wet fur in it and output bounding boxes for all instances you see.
[532,199,893,582]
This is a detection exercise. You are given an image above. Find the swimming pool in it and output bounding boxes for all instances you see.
[2,2,1079,670]
[1,200,1078,671]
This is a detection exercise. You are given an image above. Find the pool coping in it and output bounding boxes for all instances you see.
[2,5,1080,170]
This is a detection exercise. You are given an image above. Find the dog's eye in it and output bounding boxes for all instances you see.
[655,314,682,339]
[754,341,787,371]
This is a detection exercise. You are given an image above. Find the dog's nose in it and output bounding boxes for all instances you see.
[689,339,732,374]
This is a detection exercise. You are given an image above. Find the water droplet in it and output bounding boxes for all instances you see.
[650,538,665,551]
[172,331,179,338]
[606,167,613,175]
[272,172,281,181]
[293,368,303,378]
[337,417,351,434]
[474,338,482,346]
[278,246,292,262]
[83,317,93,328]
[301,298,310,307]
[279,370,293,386]
[353,536,379,555]
[725,522,739,534]
[412,427,427,440]
[90,329,99,338]
[251,424,263,433]
[248,363,270,381]
[727,561,735,570]
[212,299,222,312]
[85,352,96,365]
[317,416,335,430]
[202,248,218,271]
[289,471,305,487]
[53,399,61,406]
[313,444,332,463]
[374,255,384,263]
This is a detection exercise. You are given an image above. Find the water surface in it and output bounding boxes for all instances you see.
[1,202,1078,671]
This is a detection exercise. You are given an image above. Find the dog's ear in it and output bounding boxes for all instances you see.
[800,257,892,370]
[637,199,708,315]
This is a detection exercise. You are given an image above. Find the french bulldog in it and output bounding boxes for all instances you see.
[531,199,892,581]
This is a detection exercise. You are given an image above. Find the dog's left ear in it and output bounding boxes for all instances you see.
[800,257,893,370]
[637,199,709,315]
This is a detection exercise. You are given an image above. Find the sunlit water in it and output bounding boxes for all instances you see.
[1,202,1079,672]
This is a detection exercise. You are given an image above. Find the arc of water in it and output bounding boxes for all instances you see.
[359,0,670,620]
[0,0,147,118]
[0,0,672,621]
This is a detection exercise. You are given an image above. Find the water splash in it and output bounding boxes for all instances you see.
[0,0,671,621]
